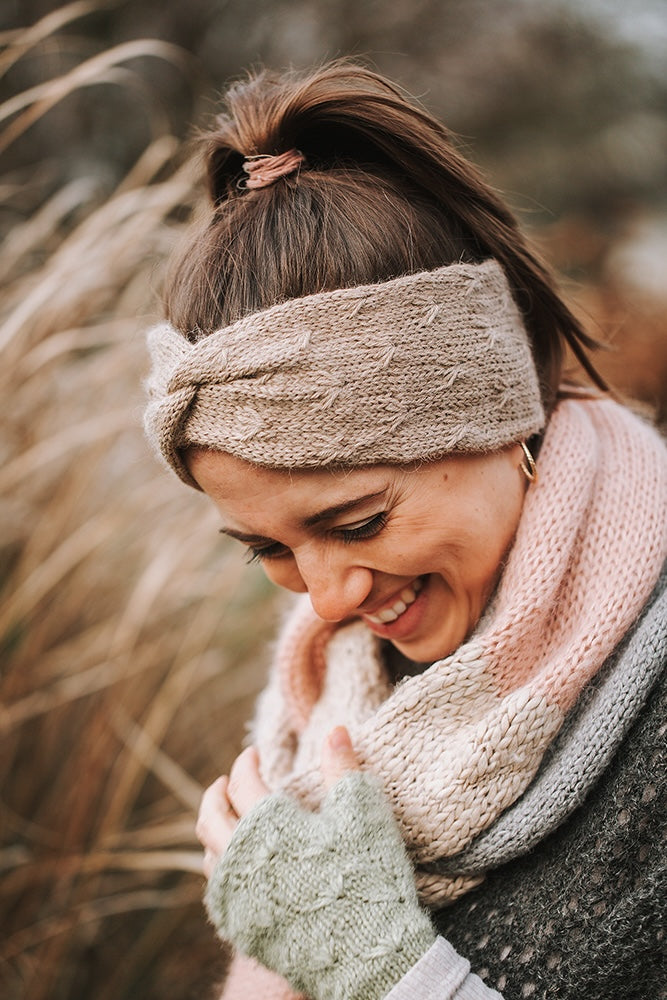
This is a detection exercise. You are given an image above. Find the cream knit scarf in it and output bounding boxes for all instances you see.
[250,397,667,907]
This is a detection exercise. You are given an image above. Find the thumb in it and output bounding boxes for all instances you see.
[321,726,361,790]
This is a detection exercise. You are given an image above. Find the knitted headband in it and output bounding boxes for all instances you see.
[144,259,545,490]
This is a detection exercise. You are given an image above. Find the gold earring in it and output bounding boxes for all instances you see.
[519,441,538,485]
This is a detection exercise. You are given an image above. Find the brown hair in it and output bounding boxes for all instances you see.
[164,61,606,412]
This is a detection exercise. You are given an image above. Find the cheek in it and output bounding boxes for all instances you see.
[465,491,523,584]
[262,558,307,593]
[441,493,521,589]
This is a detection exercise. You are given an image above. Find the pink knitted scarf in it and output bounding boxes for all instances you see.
[250,398,667,907]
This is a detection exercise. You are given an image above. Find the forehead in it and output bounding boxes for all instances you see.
[186,447,392,508]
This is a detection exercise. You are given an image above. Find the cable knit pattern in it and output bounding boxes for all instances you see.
[250,398,667,906]
[205,774,436,1000]
[143,260,545,489]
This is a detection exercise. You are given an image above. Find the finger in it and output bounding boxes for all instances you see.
[321,726,361,790]
[227,746,270,817]
[196,775,238,855]
[203,848,217,879]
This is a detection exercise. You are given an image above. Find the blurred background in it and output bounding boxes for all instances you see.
[1,1,665,998]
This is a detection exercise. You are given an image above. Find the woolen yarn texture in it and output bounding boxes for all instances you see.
[249,398,667,904]
[205,773,436,1000]
[434,647,666,1000]
[143,259,545,489]
[212,574,666,1000]
[216,399,666,1000]
[437,560,667,876]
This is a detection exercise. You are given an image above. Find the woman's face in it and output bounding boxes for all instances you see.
[188,445,527,663]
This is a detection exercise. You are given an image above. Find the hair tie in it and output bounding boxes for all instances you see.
[242,149,305,189]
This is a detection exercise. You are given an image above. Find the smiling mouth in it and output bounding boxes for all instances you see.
[364,577,424,624]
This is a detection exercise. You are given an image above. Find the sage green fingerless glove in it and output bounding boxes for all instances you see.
[204,772,436,1000]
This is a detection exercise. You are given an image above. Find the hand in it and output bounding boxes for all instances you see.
[196,746,267,877]
[203,728,435,1000]
[196,727,360,877]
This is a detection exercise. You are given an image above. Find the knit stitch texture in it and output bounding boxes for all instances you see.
[216,398,666,1000]
[250,398,667,905]
[434,651,666,1000]
[143,259,544,488]
[205,773,435,1000]
[437,561,667,875]
[216,578,667,1000]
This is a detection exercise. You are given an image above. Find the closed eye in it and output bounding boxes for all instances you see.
[244,541,290,564]
[242,513,388,563]
[336,512,387,543]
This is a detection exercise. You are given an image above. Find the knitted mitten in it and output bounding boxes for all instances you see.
[205,772,436,1000]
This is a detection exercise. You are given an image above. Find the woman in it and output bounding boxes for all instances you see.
[144,63,667,999]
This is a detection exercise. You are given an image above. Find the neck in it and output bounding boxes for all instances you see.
[383,642,430,684]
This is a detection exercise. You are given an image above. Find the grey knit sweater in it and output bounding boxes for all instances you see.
[429,629,666,999]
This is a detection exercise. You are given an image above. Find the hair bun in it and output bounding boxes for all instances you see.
[165,60,605,408]
[204,62,415,204]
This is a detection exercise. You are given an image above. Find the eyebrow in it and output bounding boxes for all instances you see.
[303,489,387,527]
[218,489,388,544]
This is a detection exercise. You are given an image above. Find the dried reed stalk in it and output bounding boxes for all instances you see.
[0,7,280,998]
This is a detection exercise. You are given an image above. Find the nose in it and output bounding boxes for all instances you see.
[307,566,374,622]
[294,545,374,622]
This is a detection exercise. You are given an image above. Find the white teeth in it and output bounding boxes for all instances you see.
[366,578,423,625]
[378,608,399,623]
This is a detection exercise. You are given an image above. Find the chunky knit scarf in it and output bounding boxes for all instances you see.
[250,397,667,907]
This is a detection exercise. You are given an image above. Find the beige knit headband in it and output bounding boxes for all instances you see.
[144,259,545,490]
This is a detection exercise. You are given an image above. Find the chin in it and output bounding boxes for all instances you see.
[393,631,462,665]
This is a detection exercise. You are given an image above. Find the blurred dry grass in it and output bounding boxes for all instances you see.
[536,213,667,422]
[0,9,283,998]
[0,6,665,1000]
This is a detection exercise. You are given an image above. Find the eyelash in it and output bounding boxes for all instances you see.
[339,511,388,544]
[244,512,388,564]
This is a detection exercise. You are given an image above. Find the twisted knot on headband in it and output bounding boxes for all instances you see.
[242,149,305,189]
[144,259,545,489]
